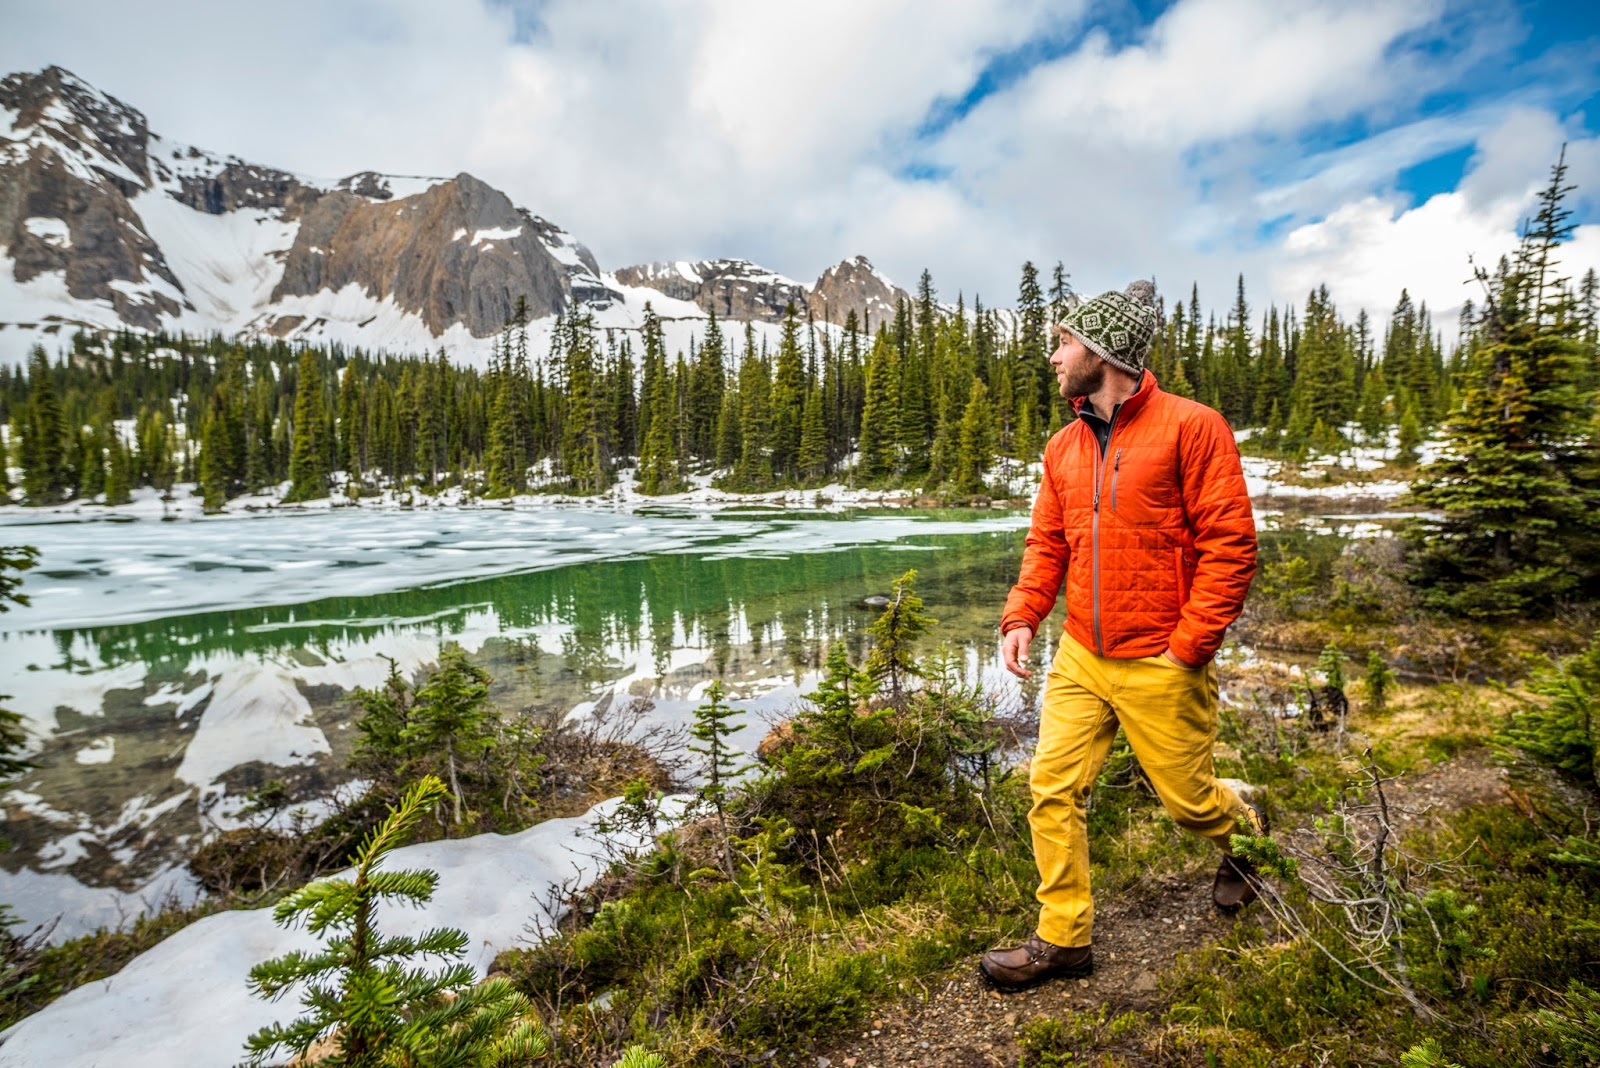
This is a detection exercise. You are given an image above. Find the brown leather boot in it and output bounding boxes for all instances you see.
[978,934,1093,992]
[1214,799,1268,911]
[1212,853,1259,911]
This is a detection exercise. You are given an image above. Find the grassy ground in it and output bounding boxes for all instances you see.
[493,603,1600,1067]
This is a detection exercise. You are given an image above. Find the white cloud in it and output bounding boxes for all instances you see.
[1,0,1595,339]
[1273,110,1600,332]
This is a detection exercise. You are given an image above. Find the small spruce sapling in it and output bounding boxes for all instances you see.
[403,645,496,826]
[865,568,937,702]
[1305,643,1349,737]
[1495,633,1600,870]
[242,775,547,1067]
[1365,651,1396,712]
[804,641,880,762]
[1400,1039,1464,1068]
[687,681,749,880]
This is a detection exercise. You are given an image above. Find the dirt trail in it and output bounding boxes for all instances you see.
[807,750,1507,1068]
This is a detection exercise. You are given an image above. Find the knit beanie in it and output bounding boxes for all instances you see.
[1057,279,1158,377]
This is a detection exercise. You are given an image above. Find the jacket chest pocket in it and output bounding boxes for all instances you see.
[1109,448,1178,524]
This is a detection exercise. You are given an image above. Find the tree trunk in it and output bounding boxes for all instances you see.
[447,739,463,825]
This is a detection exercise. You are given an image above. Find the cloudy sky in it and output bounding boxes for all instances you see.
[4,0,1598,330]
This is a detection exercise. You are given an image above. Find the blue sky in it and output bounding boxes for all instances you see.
[3,0,1598,330]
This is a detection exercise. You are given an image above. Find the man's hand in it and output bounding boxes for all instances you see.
[1162,647,1200,669]
[1002,626,1035,679]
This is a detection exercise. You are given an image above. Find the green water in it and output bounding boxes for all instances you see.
[0,515,1043,933]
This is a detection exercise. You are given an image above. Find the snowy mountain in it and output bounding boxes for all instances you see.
[0,67,915,364]
[612,258,811,324]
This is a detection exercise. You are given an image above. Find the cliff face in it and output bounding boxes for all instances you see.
[809,255,911,330]
[270,173,611,336]
[613,259,811,323]
[0,67,182,329]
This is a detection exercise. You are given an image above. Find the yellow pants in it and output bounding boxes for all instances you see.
[1029,634,1255,948]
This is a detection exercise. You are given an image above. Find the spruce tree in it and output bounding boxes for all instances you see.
[797,386,828,482]
[103,438,132,506]
[284,350,328,503]
[1286,286,1353,445]
[484,340,521,498]
[337,364,364,484]
[1017,262,1048,425]
[714,383,741,471]
[1357,366,1389,445]
[1220,274,1253,424]
[20,349,69,504]
[242,776,547,1068]
[1396,399,1422,466]
[558,313,610,494]
[1047,261,1074,324]
[688,308,726,461]
[899,273,936,474]
[637,335,685,495]
[953,378,994,493]
[734,333,772,489]
[247,375,277,492]
[401,645,497,826]
[768,305,806,479]
[855,332,900,482]
[198,399,231,510]
[1408,152,1599,617]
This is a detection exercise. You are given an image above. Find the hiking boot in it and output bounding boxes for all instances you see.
[1216,799,1267,908]
[978,934,1093,992]
[1214,800,1267,911]
[1212,853,1259,911]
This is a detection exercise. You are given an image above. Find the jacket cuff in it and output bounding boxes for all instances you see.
[1166,628,1214,667]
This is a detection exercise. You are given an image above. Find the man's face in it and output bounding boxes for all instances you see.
[1049,331,1104,400]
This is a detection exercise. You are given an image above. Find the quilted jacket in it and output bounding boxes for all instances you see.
[1000,370,1257,666]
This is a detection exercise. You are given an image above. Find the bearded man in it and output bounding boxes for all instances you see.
[980,280,1262,992]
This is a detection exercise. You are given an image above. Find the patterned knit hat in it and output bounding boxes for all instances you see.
[1056,279,1158,376]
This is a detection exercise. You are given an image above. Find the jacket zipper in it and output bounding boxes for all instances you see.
[1091,423,1120,656]
[1110,448,1123,511]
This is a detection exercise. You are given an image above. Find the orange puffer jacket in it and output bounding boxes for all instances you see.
[1001,370,1256,666]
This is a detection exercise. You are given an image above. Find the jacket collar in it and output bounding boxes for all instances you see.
[1070,368,1162,421]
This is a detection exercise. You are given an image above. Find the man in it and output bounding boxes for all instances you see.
[979,279,1260,992]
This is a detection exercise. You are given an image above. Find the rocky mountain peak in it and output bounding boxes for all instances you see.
[810,255,911,330]
[1,66,152,191]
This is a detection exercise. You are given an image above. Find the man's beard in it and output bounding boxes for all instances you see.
[1062,358,1105,400]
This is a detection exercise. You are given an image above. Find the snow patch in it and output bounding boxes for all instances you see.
[471,225,521,246]
[23,217,71,249]
[0,796,686,1068]
[130,190,297,325]
[73,737,115,765]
